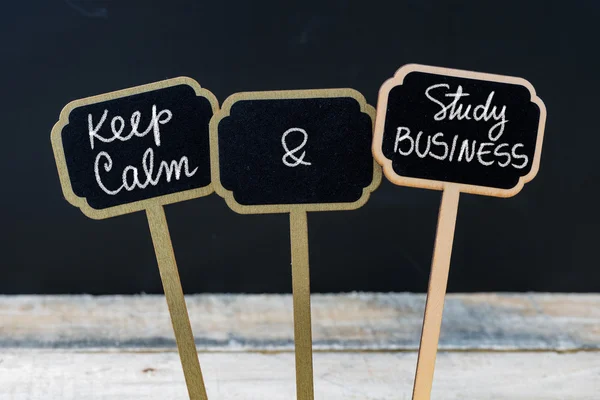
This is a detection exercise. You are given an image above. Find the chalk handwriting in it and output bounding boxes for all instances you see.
[87,105,200,195]
[393,127,528,169]
[425,84,508,141]
[94,148,198,195]
[88,105,172,150]
[389,82,530,170]
[282,127,312,167]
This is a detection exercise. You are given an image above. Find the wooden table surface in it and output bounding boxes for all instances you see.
[1,293,598,399]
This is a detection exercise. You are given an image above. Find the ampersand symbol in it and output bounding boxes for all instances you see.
[281,127,312,167]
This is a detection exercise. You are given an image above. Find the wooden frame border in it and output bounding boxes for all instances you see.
[372,64,547,198]
[210,89,382,214]
[50,77,219,220]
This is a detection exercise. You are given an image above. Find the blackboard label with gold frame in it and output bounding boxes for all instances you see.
[212,89,381,213]
[52,77,217,219]
[211,88,381,400]
[51,77,218,400]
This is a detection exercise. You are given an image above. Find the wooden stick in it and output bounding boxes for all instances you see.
[412,185,460,400]
[146,205,208,400]
[289,210,315,400]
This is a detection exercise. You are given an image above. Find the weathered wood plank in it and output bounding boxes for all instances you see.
[1,349,598,400]
[1,294,598,351]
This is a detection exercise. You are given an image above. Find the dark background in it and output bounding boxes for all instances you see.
[1,1,598,294]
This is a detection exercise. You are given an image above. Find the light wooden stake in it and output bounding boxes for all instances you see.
[290,210,315,400]
[147,205,209,400]
[412,185,460,400]
[372,64,547,399]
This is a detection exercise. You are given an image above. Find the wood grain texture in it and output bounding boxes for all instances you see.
[1,294,598,399]
[1,350,598,400]
[0,293,598,352]
[413,186,460,400]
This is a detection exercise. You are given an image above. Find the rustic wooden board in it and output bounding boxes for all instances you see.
[1,294,598,399]
[1,350,598,400]
[0,293,598,351]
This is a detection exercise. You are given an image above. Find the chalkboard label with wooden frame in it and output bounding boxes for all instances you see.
[373,64,546,197]
[51,77,218,219]
[211,89,381,214]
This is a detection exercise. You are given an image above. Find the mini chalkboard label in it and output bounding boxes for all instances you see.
[211,89,381,213]
[51,78,218,400]
[373,65,547,400]
[373,64,547,197]
[51,77,218,219]
[210,89,381,399]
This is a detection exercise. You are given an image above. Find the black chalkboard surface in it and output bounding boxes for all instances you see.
[52,78,218,218]
[374,64,546,197]
[211,90,381,213]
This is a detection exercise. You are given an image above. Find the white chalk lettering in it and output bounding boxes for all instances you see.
[429,132,448,161]
[94,147,198,195]
[494,143,511,167]
[477,142,495,166]
[511,143,529,169]
[448,135,459,162]
[389,126,530,170]
[458,139,477,162]
[94,151,120,195]
[415,131,431,158]
[394,127,414,155]
[88,105,172,150]
[425,84,508,141]
[281,128,312,167]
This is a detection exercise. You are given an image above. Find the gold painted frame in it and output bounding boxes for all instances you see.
[210,88,382,214]
[51,77,219,219]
